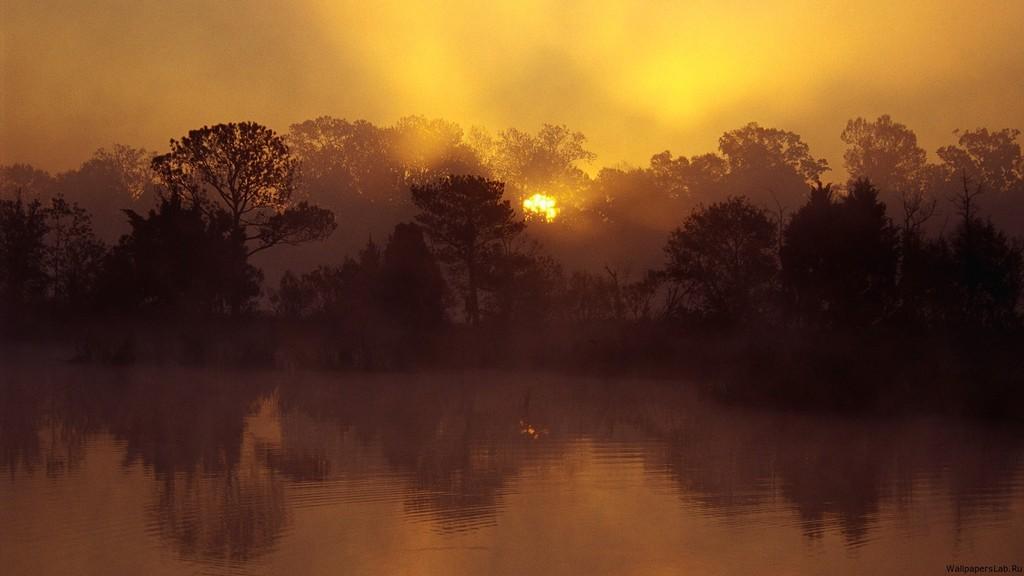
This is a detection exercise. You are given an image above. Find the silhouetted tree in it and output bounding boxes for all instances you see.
[378,223,449,331]
[718,123,829,210]
[935,177,1024,329]
[577,151,732,273]
[0,193,48,324]
[937,128,1024,234]
[780,183,838,327]
[838,179,900,323]
[390,116,489,186]
[621,270,667,321]
[893,186,939,324]
[939,227,1022,330]
[152,122,336,256]
[285,117,414,280]
[272,270,317,319]
[101,197,261,314]
[43,195,106,312]
[648,151,697,201]
[92,144,156,201]
[411,175,526,325]
[563,271,618,323]
[0,164,55,200]
[781,179,898,328]
[53,145,157,242]
[584,166,676,269]
[841,115,928,207]
[651,151,730,206]
[271,267,333,319]
[664,196,777,322]
[938,128,1023,197]
[478,124,594,209]
[483,245,563,326]
[287,117,400,195]
[337,238,382,328]
[288,115,488,205]
[720,123,829,184]
[271,239,381,321]
[588,166,659,225]
[270,238,396,367]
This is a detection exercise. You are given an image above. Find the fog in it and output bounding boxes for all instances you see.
[3,0,1024,173]
[4,4,1024,573]
[3,366,1023,575]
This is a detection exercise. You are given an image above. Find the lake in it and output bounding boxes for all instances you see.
[2,364,1023,575]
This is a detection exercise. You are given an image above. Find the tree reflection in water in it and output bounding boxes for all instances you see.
[2,367,1023,570]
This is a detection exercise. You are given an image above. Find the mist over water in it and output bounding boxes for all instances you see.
[2,364,1022,575]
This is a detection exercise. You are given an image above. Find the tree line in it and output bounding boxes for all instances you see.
[2,116,1023,413]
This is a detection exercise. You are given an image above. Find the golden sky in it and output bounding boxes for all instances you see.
[2,0,1022,174]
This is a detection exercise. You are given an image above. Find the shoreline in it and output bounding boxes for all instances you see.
[4,317,1022,422]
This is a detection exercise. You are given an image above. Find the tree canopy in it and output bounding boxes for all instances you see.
[411,175,525,324]
[664,196,778,322]
[781,179,899,328]
[152,122,336,256]
[841,115,927,200]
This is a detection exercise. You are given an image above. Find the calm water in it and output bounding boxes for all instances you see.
[1,364,1023,575]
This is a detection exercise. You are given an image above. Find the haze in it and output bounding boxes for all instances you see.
[3,0,1023,173]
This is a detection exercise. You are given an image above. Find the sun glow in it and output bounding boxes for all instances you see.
[522,193,559,222]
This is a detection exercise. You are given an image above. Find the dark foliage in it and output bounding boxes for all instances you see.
[664,196,778,323]
[411,175,525,325]
[482,247,563,327]
[273,224,449,330]
[378,223,449,331]
[270,224,449,367]
[151,122,336,256]
[781,179,899,329]
[100,197,261,315]
[939,210,1023,329]
[0,194,48,323]
[3,115,1024,417]
[0,193,106,325]
[43,195,107,313]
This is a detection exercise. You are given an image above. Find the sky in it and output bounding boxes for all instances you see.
[2,0,1023,175]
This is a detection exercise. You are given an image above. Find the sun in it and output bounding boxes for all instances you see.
[522,193,559,222]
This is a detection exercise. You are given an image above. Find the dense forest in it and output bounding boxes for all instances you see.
[2,115,1023,417]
